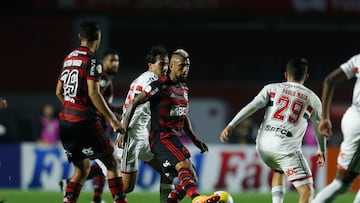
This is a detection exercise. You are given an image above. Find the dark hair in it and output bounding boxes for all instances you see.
[103,49,119,59]
[286,57,308,81]
[145,45,168,65]
[79,21,101,41]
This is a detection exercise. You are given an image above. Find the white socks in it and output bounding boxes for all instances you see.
[353,190,360,203]
[272,185,285,203]
[313,179,350,203]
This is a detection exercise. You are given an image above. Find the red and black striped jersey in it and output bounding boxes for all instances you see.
[58,46,101,122]
[99,70,114,106]
[144,75,189,140]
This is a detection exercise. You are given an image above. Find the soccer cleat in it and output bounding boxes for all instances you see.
[91,201,106,203]
[192,194,220,203]
[59,179,67,197]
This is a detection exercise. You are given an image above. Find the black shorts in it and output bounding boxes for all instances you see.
[60,119,114,163]
[151,136,191,179]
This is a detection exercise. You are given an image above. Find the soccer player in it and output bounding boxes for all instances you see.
[312,54,360,203]
[116,45,173,202]
[55,21,126,203]
[59,49,121,203]
[220,57,326,203]
[118,49,220,203]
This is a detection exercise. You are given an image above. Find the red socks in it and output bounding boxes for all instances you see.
[63,181,82,203]
[108,177,127,203]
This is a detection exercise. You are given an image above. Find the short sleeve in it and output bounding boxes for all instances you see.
[87,57,101,81]
[340,54,360,80]
[143,79,162,98]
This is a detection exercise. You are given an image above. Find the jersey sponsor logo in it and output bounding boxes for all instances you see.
[170,105,187,116]
[286,168,297,176]
[81,147,94,156]
[90,59,97,76]
[63,59,82,67]
[264,124,293,138]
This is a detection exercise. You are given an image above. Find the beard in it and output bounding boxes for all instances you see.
[178,76,188,82]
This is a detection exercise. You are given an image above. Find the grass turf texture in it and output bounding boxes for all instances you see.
[0,189,356,202]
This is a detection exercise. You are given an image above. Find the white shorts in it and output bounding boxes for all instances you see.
[257,148,313,187]
[117,127,154,173]
[337,106,360,172]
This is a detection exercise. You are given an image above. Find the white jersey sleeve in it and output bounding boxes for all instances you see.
[122,71,159,138]
[228,85,270,127]
[340,54,360,107]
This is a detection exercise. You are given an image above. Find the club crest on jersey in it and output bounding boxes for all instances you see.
[100,79,107,88]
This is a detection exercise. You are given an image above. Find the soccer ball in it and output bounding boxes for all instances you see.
[213,190,234,203]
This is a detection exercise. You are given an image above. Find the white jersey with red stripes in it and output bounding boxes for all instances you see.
[229,81,322,154]
[122,71,159,140]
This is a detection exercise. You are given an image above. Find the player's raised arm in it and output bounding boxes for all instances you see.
[220,85,269,143]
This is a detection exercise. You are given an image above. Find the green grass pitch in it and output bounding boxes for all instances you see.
[0,189,356,202]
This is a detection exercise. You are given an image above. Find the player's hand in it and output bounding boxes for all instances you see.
[220,125,233,142]
[318,118,332,138]
[110,118,125,134]
[115,132,127,148]
[315,151,325,167]
[194,140,208,153]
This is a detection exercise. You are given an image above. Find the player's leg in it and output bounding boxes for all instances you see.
[117,132,139,193]
[153,138,219,203]
[64,158,91,203]
[91,120,126,203]
[100,153,127,203]
[88,161,106,203]
[279,151,314,203]
[59,120,91,203]
[312,169,356,203]
[175,159,219,203]
[271,170,285,203]
[295,183,314,203]
[147,158,174,203]
[314,107,360,203]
